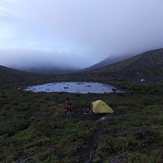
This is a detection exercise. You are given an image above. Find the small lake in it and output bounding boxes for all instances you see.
[24,82,123,94]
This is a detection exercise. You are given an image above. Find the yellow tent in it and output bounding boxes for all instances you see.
[91,100,113,113]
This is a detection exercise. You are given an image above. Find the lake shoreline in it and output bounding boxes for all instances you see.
[24,82,124,94]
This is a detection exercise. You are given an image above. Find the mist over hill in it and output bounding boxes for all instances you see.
[0,65,43,84]
[84,48,163,77]
[84,53,135,71]
[0,48,163,84]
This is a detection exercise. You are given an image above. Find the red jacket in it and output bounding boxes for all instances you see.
[67,105,72,111]
[66,100,69,108]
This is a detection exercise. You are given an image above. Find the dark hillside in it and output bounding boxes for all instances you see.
[0,65,102,85]
[0,79,163,162]
[22,66,81,74]
[86,48,163,77]
[0,65,101,84]
[84,54,133,71]
[1,48,163,85]
[0,65,59,84]
[0,53,163,162]
[0,65,39,83]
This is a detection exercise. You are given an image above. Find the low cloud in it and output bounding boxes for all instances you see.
[0,0,163,70]
[0,48,95,69]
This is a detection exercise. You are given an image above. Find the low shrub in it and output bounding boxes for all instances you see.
[128,149,163,163]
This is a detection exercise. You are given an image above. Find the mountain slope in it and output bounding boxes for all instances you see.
[85,48,163,77]
[1,48,163,84]
[0,65,53,84]
[84,54,134,71]
[22,66,81,74]
[0,65,81,84]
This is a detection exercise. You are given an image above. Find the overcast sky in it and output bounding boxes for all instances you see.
[0,0,163,69]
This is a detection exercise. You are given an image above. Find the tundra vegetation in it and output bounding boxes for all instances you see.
[0,74,163,163]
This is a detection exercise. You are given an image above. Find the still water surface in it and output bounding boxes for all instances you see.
[24,82,121,94]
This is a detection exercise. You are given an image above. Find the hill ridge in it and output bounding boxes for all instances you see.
[85,48,163,77]
[0,48,163,82]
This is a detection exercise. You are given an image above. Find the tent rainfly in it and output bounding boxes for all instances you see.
[91,100,114,113]
[140,79,146,82]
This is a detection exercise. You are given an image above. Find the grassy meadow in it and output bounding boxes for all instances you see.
[0,77,163,163]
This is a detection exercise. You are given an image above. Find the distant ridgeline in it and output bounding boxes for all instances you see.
[84,48,163,78]
[0,48,163,84]
[0,65,57,84]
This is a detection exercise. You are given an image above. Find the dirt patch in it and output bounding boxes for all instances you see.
[70,113,106,162]
[78,129,100,163]
[72,113,106,121]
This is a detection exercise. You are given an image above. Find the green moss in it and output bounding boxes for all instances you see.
[0,80,162,162]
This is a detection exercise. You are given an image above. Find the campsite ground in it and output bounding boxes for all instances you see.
[0,79,163,162]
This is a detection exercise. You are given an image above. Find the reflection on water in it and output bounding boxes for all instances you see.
[24,82,123,94]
